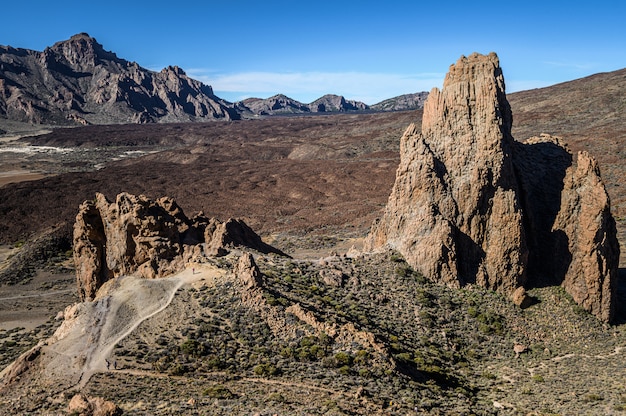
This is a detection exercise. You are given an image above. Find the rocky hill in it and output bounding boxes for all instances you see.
[370,92,429,112]
[0,33,237,125]
[234,93,370,116]
[1,191,625,415]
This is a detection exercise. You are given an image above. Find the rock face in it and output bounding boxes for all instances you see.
[0,33,237,125]
[73,192,283,301]
[366,52,619,322]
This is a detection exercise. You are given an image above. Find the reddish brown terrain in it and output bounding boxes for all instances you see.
[0,111,415,247]
[0,61,625,415]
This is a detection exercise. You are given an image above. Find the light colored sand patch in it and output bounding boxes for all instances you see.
[0,129,52,143]
[290,237,365,260]
[0,145,74,154]
[10,263,226,388]
[0,170,50,187]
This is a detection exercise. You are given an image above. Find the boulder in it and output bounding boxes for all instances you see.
[67,393,121,416]
[366,52,619,322]
[235,252,263,289]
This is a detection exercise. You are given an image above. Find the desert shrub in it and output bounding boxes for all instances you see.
[338,365,351,375]
[354,349,369,364]
[253,363,280,376]
[180,338,205,357]
[334,352,353,367]
[481,371,497,380]
[203,384,235,399]
[169,364,190,376]
[395,264,413,278]
[582,393,603,402]
[358,368,371,378]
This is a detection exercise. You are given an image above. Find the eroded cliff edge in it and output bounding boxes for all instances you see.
[366,52,619,322]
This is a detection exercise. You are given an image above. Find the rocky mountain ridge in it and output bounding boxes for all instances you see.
[0,33,238,125]
[0,33,427,127]
[366,52,620,322]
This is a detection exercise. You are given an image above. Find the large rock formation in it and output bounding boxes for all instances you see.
[73,192,284,301]
[0,33,237,125]
[366,52,619,322]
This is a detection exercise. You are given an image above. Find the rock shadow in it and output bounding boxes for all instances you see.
[454,229,485,286]
[513,140,573,287]
[614,268,626,325]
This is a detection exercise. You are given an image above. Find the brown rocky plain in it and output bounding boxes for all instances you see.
[0,55,625,414]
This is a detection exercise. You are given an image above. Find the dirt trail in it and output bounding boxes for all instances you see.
[13,263,224,390]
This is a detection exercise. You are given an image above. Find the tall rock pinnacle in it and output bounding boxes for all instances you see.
[366,52,619,322]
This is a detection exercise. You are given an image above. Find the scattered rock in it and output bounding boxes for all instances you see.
[366,52,619,322]
[319,268,345,287]
[513,344,527,358]
[67,393,122,416]
[512,287,533,309]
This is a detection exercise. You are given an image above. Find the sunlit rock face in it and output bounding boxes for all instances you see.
[366,52,619,322]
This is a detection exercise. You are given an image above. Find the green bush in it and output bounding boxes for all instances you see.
[203,384,235,399]
[334,352,353,367]
[253,363,280,376]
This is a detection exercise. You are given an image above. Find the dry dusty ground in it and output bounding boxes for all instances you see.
[0,248,624,415]
[0,69,625,413]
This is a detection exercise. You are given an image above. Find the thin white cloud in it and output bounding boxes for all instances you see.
[186,70,444,104]
[542,61,595,71]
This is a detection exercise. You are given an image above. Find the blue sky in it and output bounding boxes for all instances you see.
[2,1,625,104]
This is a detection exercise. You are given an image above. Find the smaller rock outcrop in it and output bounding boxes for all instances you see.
[235,252,263,289]
[73,192,283,301]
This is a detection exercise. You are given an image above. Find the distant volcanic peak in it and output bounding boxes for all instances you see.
[367,52,619,322]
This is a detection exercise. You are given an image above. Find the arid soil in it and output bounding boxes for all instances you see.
[0,111,415,250]
[0,69,625,414]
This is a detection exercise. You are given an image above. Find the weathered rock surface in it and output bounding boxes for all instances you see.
[235,252,263,289]
[73,192,283,301]
[67,394,122,416]
[0,33,236,125]
[366,52,619,322]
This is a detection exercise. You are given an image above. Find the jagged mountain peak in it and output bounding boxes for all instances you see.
[0,33,235,124]
[45,32,119,70]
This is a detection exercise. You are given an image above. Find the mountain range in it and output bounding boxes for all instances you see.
[0,33,427,126]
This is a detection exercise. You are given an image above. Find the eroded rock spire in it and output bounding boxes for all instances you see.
[366,52,619,322]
